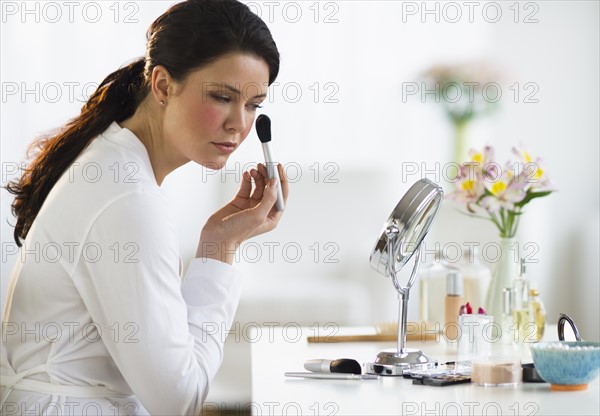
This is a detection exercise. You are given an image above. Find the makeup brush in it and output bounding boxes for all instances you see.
[255,114,285,211]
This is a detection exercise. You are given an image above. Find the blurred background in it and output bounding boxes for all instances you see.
[1,0,599,406]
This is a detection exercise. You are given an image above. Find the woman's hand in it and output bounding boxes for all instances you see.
[196,163,289,264]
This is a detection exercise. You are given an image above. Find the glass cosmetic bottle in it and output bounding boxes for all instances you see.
[460,246,492,312]
[528,288,546,342]
[419,250,449,332]
[512,259,530,343]
[501,287,514,345]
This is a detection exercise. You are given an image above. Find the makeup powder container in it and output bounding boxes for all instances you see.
[471,356,522,387]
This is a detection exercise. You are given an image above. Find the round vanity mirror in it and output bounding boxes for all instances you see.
[365,178,444,376]
[370,178,444,279]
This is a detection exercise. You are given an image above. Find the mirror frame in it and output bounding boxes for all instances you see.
[369,178,444,280]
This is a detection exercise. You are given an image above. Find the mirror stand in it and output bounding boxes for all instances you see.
[364,225,438,376]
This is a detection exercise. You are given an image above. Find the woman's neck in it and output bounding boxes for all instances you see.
[119,101,188,186]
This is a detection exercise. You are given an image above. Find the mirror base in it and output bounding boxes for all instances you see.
[364,348,437,376]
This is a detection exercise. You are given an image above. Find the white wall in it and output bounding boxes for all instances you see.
[2,1,598,339]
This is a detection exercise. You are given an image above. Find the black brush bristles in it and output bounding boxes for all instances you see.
[330,359,362,374]
[255,114,272,143]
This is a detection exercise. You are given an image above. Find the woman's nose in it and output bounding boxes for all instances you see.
[224,106,247,133]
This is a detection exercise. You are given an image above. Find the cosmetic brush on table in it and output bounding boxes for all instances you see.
[304,358,362,374]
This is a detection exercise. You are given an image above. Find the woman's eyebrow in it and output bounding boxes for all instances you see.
[218,82,267,99]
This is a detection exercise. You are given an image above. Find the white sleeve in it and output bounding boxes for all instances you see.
[71,191,242,415]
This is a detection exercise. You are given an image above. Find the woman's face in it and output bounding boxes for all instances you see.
[162,53,270,170]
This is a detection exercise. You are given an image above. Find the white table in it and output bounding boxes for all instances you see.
[247,327,599,416]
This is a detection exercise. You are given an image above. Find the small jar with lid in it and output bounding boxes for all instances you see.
[471,355,522,387]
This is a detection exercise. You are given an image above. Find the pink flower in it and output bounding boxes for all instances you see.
[448,163,485,206]
[481,170,527,212]
[467,146,501,181]
[512,146,552,191]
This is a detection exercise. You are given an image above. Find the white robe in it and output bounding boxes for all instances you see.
[1,122,242,415]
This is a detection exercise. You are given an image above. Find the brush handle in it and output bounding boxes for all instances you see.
[261,142,285,211]
[304,359,333,373]
[284,372,378,380]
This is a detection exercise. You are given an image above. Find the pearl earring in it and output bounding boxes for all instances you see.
[160,100,165,106]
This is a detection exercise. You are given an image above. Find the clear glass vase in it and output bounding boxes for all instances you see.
[484,238,518,337]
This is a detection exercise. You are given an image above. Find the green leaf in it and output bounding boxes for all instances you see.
[476,189,493,204]
[508,210,525,216]
[515,190,552,208]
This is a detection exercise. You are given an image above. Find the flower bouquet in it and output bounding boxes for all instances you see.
[448,145,553,238]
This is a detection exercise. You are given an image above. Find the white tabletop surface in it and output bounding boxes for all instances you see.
[249,326,600,416]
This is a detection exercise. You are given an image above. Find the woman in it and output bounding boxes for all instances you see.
[1,0,287,414]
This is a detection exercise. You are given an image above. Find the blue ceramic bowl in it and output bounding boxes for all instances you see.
[530,341,600,391]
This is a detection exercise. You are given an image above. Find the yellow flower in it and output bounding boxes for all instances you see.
[535,167,544,180]
[490,181,507,195]
[462,180,475,192]
[471,152,483,164]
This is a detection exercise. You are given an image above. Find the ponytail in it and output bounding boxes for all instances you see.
[5,58,148,246]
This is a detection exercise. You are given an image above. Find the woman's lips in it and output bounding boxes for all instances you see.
[212,142,237,154]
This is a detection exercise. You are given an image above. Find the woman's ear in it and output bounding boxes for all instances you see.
[151,65,173,105]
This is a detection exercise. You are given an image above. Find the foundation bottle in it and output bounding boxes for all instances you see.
[444,271,464,342]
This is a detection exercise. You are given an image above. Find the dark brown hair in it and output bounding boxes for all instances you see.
[5,0,280,247]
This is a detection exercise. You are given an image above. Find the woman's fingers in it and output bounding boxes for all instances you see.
[278,163,289,203]
[250,164,270,202]
[232,164,280,212]
[235,170,253,201]
[257,163,268,178]
[200,162,290,255]
[249,178,281,233]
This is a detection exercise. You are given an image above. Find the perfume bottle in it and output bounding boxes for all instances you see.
[512,259,530,343]
[501,287,514,345]
[419,250,449,332]
[528,288,546,342]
